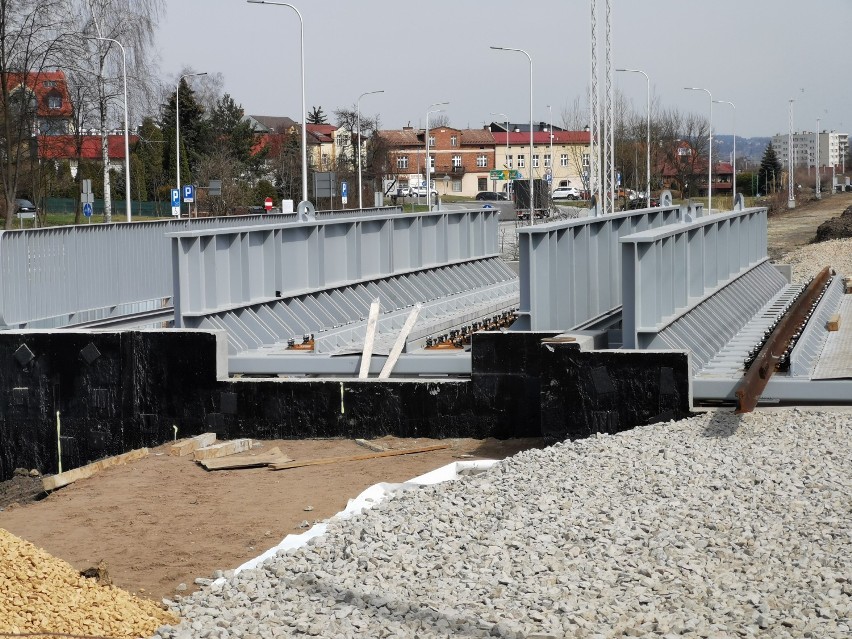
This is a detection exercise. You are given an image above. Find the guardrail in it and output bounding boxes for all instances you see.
[513,204,684,330]
[0,207,404,328]
[169,208,501,324]
[620,207,769,349]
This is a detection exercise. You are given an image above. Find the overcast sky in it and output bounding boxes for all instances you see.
[155,0,852,138]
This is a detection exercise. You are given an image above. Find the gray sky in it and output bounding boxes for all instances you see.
[155,0,852,137]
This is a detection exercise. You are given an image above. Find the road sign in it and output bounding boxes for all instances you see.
[545,168,552,177]
[341,181,348,205]
[545,174,552,183]
[489,169,506,180]
[183,184,194,203]
[510,170,523,180]
[264,197,273,211]
[208,180,222,197]
[83,202,93,218]
[481,203,495,209]
[171,189,180,208]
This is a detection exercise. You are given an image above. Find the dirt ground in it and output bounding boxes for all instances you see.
[766,191,852,261]
[0,436,541,603]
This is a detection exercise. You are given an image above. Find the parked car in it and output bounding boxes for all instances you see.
[475,191,508,201]
[411,185,438,198]
[396,185,412,197]
[14,199,37,215]
[552,186,581,200]
[624,197,661,210]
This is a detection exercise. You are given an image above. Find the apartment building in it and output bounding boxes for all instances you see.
[771,130,849,170]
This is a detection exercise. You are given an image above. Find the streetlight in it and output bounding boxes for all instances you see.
[685,87,713,211]
[425,101,449,212]
[713,100,736,206]
[87,36,131,222]
[490,112,509,196]
[356,89,384,209]
[491,46,534,224]
[815,118,820,199]
[788,99,795,209]
[547,104,553,197]
[176,71,207,216]
[247,1,308,206]
[617,68,650,207]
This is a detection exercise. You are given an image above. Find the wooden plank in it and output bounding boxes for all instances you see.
[827,313,841,331]
[192,438,252,461]
[379,303,421,379]
[268,443,450,471]
[198,447,292,471]
[358,299,381,379]
[354,438,387,453]
[43,448,149,492]
[169,432,216,457]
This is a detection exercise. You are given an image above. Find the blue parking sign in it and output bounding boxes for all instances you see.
[341,181,348,198]
[171,189,180,208]
[183,184,195,203]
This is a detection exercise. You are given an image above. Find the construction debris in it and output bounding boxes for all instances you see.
[827,313,842,331]
[193,439,252,461]
[197,447,292,471]
[42,448,149,492]
[354,438,387,453]
[169,433,216,457]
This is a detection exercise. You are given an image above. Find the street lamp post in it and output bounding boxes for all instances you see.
[617,68,650,207]
[815,118,821,199]
[490,112,509,196]
[788,99,795,209]
[425,101,449,212]
[713,100,736,206]
[491,46,534,224]
[247,1,308,206]
[356,89,384,209]
[176,71,207,217]
[547,104,553,198]
[685,87,713,211]
[91,36,131,222]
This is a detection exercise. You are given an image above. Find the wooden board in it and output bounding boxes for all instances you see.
[169,433,216,457]
[192,438,252,461]
[197,447,292,471]
[43,448,149,492]
[827,313,842,331]
[268,443,450,471]
[354,438,387,453]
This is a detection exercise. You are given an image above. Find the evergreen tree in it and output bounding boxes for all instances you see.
[307,105,328,125]
[758,142,782,194]
[209,93,257,172]
[160,79,208,185]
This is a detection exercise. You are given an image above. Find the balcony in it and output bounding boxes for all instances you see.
[435,164,466,175]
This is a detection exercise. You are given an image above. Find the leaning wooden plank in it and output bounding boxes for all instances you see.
[43,448,149,492]
[358,299,381,379]
[169,432,216,457]
[193,438,252,461]
[378,303,421,379]
[268,443,450,471]
[198,447,292,470]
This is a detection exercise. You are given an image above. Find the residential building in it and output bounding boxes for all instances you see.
[771,130,849,170]
[5,70,73,136]
[488,122,591,194]
[657,140,733,196]
[378,126,497,196]
[38,133,137,177]
[306,123,338,171]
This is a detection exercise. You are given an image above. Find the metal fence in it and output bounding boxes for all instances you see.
[0,207,404,328]
[170,208,501,324]
[620,207,769,349]
[512,205,684,331]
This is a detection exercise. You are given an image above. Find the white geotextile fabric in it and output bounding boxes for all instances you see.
[218,459,499,582]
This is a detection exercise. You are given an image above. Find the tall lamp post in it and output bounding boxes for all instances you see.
[425,101,449,212]
[247,1,308,205]
[713,100,736,206]
[547,104,553,196]
[788,99,795,209]
[815,118,821,199]
[490,111,509,194]
[491,46,534,224]
[89,36,131,222]
[617,68,650,207]
[176,71,207,216]
[685,87,713,211]
[356,89,384,209]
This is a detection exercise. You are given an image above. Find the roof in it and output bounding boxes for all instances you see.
[489,122,568,133]
[376,129,421,146]
[5,70,72,118]
[492,131,591,145]
[250,131,321,158]
[460,129,496,145]
[38,134,138,161]
[306,124,336,144]
[247,115,297,134]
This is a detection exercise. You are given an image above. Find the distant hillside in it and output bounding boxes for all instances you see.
[715,135,771,164]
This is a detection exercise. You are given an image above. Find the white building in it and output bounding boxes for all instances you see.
[771,130,849,170]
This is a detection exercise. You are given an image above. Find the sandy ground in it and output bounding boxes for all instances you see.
[0,436,541,603]
[766,191,852,260]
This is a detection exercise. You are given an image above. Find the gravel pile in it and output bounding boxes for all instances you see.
[155,408,852,639]
[777,237,852,285]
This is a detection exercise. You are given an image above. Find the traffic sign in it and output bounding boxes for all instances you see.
[171,189,180,208]
[489,169,506,180]
[545,174,552,183]
[545,168,552,177]
[509,170,523,180]
[341,181,348,205]
[183,184,194,203]
[83,202,93,218]
[264,197,273,211]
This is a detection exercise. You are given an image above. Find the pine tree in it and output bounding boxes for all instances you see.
[161,79,208,185]
[307,105,328,125]
[758,142,782,194]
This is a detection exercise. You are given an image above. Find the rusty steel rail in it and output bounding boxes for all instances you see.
[735,266,832,413]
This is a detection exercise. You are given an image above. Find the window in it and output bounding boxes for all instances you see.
[506,155,513,168]
[677,147,690,156]
[43,80,56,88]
[336,133,348,147]
[478,177,488,191]
[532,155,539,168]
[47,96,62,110]
[452,155,462,168]
[476,154,488,168]
[582,153,590,168]
[428,135,435,146]
[429,155,435,169]
[397,155,409,169]
[321,152,329,166]
[517,155,526,168]
[561,153,569,167]
[544,154,551,168]
[452,180,462,192]
[450,135,458,147]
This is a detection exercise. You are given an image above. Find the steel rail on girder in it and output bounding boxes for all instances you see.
[734,266,832,413]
